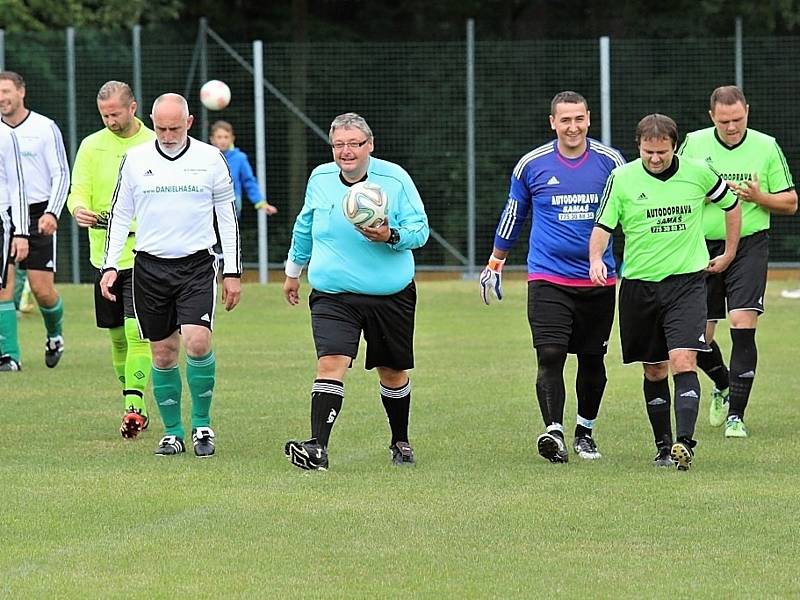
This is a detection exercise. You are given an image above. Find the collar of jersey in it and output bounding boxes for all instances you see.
[155,137,191,161]
[339,170,368,187]
[642,155,679,182]
[713,128,748,151]
[1,109,32,129]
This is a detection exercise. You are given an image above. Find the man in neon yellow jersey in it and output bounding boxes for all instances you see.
[68,81,155,439]
[679,86,797,438]
[590,114,741,470]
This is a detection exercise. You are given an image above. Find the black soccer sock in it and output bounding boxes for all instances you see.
[380,379,411,446]
[643,376,673,448]
[535,345,568,429]
[696,340,730,391]
[310,379,344,448]
[673,371,701,440]
[575,353,607,438]
[728,328,757,419]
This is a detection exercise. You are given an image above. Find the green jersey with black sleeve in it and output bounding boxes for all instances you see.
[595,156,738,282]
[678,127,794,240]
[67,118,155,269]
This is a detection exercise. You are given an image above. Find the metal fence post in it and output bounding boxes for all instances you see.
[199,17,209,141]
[0,29,5,71]
[599,36,611,146]
[465,19,476,278]
[254,40,268,284]
[132,25,143,117]
[66,27,80,283]
[735,16,744,89]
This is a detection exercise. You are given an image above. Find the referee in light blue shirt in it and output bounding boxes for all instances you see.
[283,112,429,471]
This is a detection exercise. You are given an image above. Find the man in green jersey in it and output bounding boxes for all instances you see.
[67,81,155,439]
[589,114,741,470]
[678,86,797,438]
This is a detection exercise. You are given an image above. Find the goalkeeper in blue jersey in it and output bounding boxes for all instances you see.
[481,91,625,464]
[283,112,429,471]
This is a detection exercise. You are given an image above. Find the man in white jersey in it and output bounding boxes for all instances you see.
[100,93,241,458]
[0,127,29,285]
[0,71,70,370]
[0,127,29,371]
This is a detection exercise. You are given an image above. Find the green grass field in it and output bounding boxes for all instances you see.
[3,279,800,598]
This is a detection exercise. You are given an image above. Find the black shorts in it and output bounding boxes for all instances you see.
[94,267,136,329]
[527,280,615,355]
[705,231,768,320]
[0,209,13,288]
[17,202,56,272]
[619,271,710,364]
[309,281,417,371]
[133,250,218,342]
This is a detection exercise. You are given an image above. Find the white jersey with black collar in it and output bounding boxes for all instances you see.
[1,110,70,217]
[103,137,241,276]
[0,127,29,235]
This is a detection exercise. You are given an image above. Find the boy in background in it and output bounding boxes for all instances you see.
[209,120,277,218]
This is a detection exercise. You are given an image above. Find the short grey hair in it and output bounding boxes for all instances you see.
[329,112,373,143]
[97,81,135,105]
[151,93,189,118]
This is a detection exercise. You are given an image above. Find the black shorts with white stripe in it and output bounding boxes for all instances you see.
[18,201,56,272]
[619,271,710,364]
[705,231,768,320]
[309,281,417,371]
[0,208,13,288]
[133,250,217,342]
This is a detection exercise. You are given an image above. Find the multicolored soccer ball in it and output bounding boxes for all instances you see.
[200,80,231,111]
[342,182,389,228]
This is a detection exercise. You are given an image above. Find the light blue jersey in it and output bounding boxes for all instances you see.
[287,156,429,295]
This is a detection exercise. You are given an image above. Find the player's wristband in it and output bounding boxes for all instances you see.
[254,201,267,210]
[222,273,242,279]
[488,254,506,271]
[284,260,304,279]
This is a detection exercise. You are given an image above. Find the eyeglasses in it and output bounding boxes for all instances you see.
[331,139,369,150]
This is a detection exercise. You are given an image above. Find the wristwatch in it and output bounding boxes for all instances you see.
[386,228,400,245]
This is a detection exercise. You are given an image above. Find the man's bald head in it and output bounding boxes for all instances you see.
[150,93,193,153]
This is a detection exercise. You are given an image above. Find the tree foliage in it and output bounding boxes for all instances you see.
[0,0,182,32]
[3,0,800,39]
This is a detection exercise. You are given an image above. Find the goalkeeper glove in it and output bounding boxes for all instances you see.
[480,254,505,305]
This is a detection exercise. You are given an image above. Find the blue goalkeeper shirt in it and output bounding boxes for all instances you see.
[493,138,624,286]
[287,156,429,295]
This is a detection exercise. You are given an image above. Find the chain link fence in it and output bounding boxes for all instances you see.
[2,23,799,282]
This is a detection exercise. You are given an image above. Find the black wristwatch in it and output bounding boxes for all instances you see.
[386,228,400,245]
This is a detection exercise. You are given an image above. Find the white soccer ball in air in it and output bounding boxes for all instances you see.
[200,80,231,111]
[342,181,389,228]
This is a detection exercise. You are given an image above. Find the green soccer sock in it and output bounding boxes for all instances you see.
[151,364,184,438]
[187,351,216,429]
[108,326,127,387]
[123,318,151,416]
[0,300,21,361]
[13,269,27,309]
[39,295,64,338]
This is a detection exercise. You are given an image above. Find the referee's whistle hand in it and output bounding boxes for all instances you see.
[283,277,300,306]
[99,270,118,302]
[222,278,241,311]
